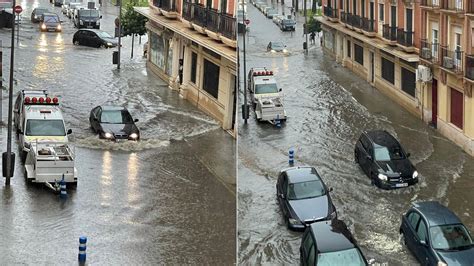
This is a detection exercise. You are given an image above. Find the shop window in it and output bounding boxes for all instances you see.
[354,43,363,65]
[149,32,166,71]
[191,52,197,84]
[450,88,463,129]
[203,59,220,99]
[381,57,394,84]
[401,67,416,97]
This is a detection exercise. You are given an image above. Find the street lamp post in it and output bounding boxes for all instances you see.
[241,0,248,124]
[117,0,122,69]
[303,0,308,54]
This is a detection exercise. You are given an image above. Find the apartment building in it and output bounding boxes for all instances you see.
[418,0,474,155]
[135,0,237,134]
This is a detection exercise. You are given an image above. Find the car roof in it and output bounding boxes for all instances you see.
[365,130,399,147]
[282,166,321,183]
[412,201,462,226]
[43,12,59,16]
[78,29,103,34]
[310,220,357,253]
[25,105,64,120]
[100,105,127,111]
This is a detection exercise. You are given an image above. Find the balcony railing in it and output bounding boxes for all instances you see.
[397,29,414,47]
[348,14,362,28]
[383,24,397,41]
[441,0,464,11]
[340,11,348,23]
[161,0,177,12]
[441,45,463,73]
[220,13,236,40]
[465,55,474,79]
[153,0,162,8]
[468,0,474,13]
[182,1,193,21]
[188,3,236,40]
[361,17,375,32]
[420,39,440,63]
[421,0,441,8]
[193,4,208,27]
[324,6,339,19]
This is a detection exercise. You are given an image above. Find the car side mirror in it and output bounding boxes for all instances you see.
[67,129,73,135]
[134,118,139,122]
[366,155,372,161]
[406,152,411,158]
[419,239,427,246]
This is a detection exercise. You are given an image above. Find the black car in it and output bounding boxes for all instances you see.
[276,166,336,230]
[267,41,287,53]
[40,13,62,32]
[400,201,474,265]
[73,29,118,48]
[89,106,140,141]
[354,130,418,189]
[279,19,296,31]
[300,219,368,266]
[31,8,50,23]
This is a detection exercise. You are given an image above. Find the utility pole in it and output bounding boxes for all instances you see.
[303,0,308,54]
[4,0,17,185]
[117,0,122,70]
[241,0,248,124]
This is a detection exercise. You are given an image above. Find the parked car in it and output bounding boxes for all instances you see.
[73,29,118,48]
[31,7,50,23]
[53,0,64,7]
[39,13,62,32]
[89,106,140,141]
[279,18,296,31]
[143,41,148,57]
[354,130,418,189]
[62,1,71,14]
[267,41,287,53]
[276,166,336,230]
[262,6,272,15]
[266,8,278,18]
[300,219,369,265]
[400,201,474,265]
[273,14,284,25]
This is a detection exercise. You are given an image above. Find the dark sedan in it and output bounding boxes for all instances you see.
[89,106,140,141]
[354,130,418,189]
[31,7,50,23]
[73,29,118,48]
[279,19,296,31]
[267,41,287,53]
[300,219,368,266]
[400,201,474,265]
[276,166,336,230]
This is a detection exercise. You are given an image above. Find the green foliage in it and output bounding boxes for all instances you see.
[120,0,148,36]
[307,16,321,33]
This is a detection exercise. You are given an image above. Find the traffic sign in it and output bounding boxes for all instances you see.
[14,5,22,14]
[244,19,250,25]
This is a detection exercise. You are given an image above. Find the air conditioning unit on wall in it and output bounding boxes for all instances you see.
[443,57,454,69]
[416,65,432,82]
[421,48,431,59]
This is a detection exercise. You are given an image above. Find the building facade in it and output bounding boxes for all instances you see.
[319,0,474,156]
[135,0,237,135]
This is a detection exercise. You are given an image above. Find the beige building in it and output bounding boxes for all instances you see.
[135,0,237,135]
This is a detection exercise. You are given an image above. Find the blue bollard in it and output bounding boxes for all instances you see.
[275,114,281,128]
[59,175,67,199]
[289,149,294,165]
[78,236,87,262]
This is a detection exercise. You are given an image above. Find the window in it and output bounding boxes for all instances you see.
[379,3,384,21]
[401,67,416,97]
[347,40,351,58]
[381,57,395,84]
[450,88,463,129]
[432,29,439,58]
[190,52,197,84]
[417,220,428,242]
[408,212,421,229]
[455,33,462,67]
[354,43,363,65]
[25,119,66,136]
[202,59,220,99]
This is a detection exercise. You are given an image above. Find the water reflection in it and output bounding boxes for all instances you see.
[127,153,139,204]
[38,33,48,52]
[100,151,112,202]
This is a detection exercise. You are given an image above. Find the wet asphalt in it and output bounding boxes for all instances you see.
[0,0,235,264]
[238,2,474,265]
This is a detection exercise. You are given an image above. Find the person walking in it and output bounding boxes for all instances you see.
[310,32,315,44]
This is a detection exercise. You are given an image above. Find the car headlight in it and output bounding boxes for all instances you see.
[130,133,138,139]
[288,218,300,225]
[378,173,388,181]
[57,24,61,30]
[96,20,100,25]
[104,132,113,139]
[271,49,276,53]
[41,24,46,29]
[437,262,447,266]
[283,49,288,53]
[328,210,336,220]
[412,171,418,179]
[107,42,113,47]
[79,20,83,25]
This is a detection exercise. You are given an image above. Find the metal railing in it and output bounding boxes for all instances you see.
[383,24,397,41]
[182,1,193,21]
[361,17,375,32]
[420,39,440,63]
[192,3,208,27]
[161,0,177,12]
[441,0,464,11]
[207,8,219,32]
[340,11,348,23]
[465,54,474,79]
[324,6,339,18]
[220,13,236,40]
[441,45,463,73]
[421,0,441,8]
[397,29,414,47]
[188,3,236,40]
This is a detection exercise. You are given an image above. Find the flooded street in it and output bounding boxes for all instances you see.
[0,1,235,264]
[238,3,474,265]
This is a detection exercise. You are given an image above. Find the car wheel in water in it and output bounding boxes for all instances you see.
[73,40,80,45]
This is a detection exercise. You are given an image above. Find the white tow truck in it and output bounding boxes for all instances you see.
[248,67,287,123]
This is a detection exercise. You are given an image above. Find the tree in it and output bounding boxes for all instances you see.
[307,16,321,33]
[120,0,148,58]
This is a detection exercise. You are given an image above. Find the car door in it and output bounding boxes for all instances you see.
[90,106,101,131]
[358,135,371,175]
[402,211,421,251]
[300,229,317,266]
[280,174,290,219]
[413,217,435,265]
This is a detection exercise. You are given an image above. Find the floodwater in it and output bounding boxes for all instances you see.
[238,2,474,265]
[0,1,235,264]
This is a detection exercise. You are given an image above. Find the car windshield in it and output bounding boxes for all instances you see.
[272,42,284,49]
[317,248,366,266]
[283,19,295,25]
[79,9,99,17]
[255,83,279,94]
[374,144,405,161]
[287,180,326,200]
[44,15,59,23]
[26,119,66,136]
[96,31,112,38]
[430,224,474,251]
[36,9,49,15]
[100,110,134,124]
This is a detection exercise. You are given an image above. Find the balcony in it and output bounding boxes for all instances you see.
[348,14,362,29]
[182,1,193,27]
[159,0,178,18]
[465,54,474,80]
[468,0,474,14]
[397,29,415,52]
[382,24,397,44]
[324,6,339,22]
[219,13,236,46]
[441,0,464,14]
[420,39,440,64]
[340,11,348,24]
[152,0,163,14]
[421,0,441,10]
[205,8,220,40]
[361,17,375,36]
[440,45,463,75]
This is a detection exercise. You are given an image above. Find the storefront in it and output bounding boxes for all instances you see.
[147,22,174,78]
